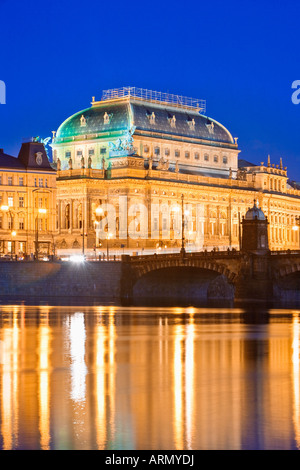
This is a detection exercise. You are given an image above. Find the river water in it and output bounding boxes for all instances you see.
[0,302,300,450]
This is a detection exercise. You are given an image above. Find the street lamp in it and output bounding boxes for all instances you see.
[1,204,14,258]
[35,208,47,260]
[292,216,300,249]
[94,206,104,259]
[181,194,185,255]
[106,232,112,260]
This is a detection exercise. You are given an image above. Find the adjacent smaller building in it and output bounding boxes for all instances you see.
[0,142,56,258]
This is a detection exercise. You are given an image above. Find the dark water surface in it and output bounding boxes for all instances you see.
[0,302,300,450]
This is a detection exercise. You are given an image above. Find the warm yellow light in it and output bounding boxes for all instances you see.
[38,208,47,214]
[292,226,299,231]
[1,205,9,211]
[96,206,103,216]
[11,231,17,237]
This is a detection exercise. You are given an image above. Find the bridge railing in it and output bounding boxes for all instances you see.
[270,250,300,256]
[121,250,242,263]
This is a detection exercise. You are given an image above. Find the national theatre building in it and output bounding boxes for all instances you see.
[2,86,299,258]
[49,86,300,256]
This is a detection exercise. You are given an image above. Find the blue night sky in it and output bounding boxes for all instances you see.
[1,0,300,180]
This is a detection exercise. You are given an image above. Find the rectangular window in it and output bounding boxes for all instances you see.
[8,196,13,207]
[66,151,71,158]
[154,147,160,156]
[165,148,170,156]
[204,154,209,161]
[19,218,24,230]
[19,196,24,208]
[8,218,12,230]
[39,178,43,187]
[144,146,149,153]
[214,155,218,163]
[76,151,82,157]
[34,178,37,187]
[45,179,48,187]
[175,150,180,158]
[100,147,106,154]
[38,218,43,231]
[8,176,12,186]
[38,197,43,208]
[223,156,228,164]
[185,152,190,159]
[88,149,95,156]
[0,217,2,229]
[19,177,24,186]
[0,176,2,185]
[194,153,200,160]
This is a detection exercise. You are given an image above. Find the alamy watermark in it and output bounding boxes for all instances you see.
[292,80,300,104]
[0,80,6,104]
[94,197,205,242]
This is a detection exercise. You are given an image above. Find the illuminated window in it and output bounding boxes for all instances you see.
[8,196,13,207]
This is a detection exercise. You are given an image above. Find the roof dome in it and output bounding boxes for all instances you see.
[244,201,266,220]
[55,93,235,146]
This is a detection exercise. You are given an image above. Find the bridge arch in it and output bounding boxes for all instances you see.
[121,254,240,304]
[131,257,239,284]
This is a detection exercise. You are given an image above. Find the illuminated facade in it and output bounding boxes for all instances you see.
[50,86,300,256]
[0,142,56,258]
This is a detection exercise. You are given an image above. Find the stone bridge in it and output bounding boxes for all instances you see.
[120,249,300,303]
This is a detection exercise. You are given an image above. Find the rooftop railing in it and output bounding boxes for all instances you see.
[101,86,206,113]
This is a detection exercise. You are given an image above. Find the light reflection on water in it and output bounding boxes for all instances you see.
[0,304,300,450]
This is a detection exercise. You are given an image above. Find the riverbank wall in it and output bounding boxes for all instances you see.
[0,261,122,300]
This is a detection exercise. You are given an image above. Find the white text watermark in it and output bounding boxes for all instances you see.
[292,80,300,104]
[93,198,208,242]
[0,80,6,104]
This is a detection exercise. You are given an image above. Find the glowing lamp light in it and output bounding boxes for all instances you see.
[1,205,9,211]
[38,208,47,214]
[11,231,17,237]
[96,206,103,216]
[70,255,85,263]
